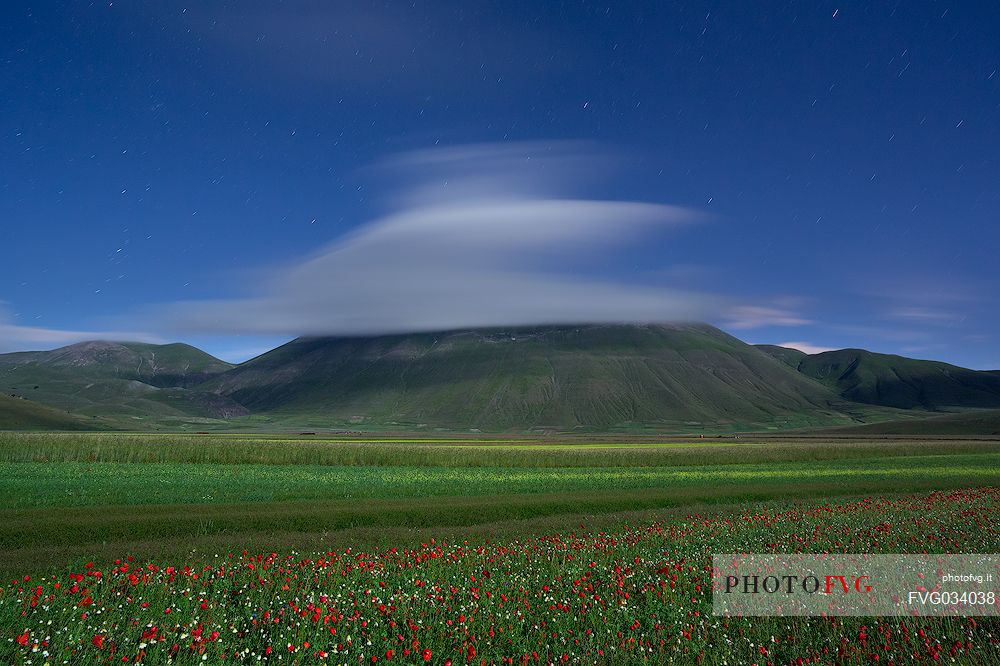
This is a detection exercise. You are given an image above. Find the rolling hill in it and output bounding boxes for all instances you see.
[757,346,1000,411]
[0,341,247,427]
[205,324,899,431]
[0,341,233,386]
[0,393,100,430]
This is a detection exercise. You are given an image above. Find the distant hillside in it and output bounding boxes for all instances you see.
[756,344,1000,412]
[206,324,888,431]
[0,341,233,387]
[796,349,1000,410]
[754,344,807,368]
[823,409,1000,437]
[0,341,246,426]
[5,328,998,433]
[0,394,98,430]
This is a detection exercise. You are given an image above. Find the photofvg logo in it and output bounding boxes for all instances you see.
[712,554,999,617]
[723,572,871,595]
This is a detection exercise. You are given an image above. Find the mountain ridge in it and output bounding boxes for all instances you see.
[756,344,1000,411]
[2,326,997,432]
[0,341,246,427]
[204,324,900,431]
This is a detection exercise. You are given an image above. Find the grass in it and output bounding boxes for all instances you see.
[1,453,997,509]
[0,432,996,576]
[0,395,94,431]
[2,431,999,467]
[0,432,998,664]
[827,408,1000,436]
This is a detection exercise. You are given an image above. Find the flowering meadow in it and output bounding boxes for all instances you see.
[3,488,997,665]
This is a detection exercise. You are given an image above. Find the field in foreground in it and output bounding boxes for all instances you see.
[0,433,997,664]
[3,488,999,664]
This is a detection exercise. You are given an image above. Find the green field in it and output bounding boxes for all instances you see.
[4,431,999,467]
[3,454,998,510]
[0,433,998,664]
[0,433,998,575]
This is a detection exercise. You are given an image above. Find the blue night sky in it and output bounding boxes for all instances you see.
[2,1,998,368]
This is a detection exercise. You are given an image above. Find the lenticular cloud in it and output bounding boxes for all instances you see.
[155,142,723,336]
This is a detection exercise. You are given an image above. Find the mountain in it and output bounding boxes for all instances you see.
[0,341,232,386]
[754,344,807,368]
[5,327,998,433]
[206,324,894,431]
[756,346,1000,411]
[0,341,247,427]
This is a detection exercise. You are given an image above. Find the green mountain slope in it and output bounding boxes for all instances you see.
[795,349,1000,410]
[207,324,892,431]
[0,394,99,430]
[0,341,247,426]
[755,344,808,368]
[0,341,232,386]
[5,328,995,433]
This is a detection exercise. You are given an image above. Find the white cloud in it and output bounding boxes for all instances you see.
[0,306,162,353]
[724,305,812,330]
[886,307,959,323]
[775,341,836,355]
[149,142,733,337]
[2,142,822,350]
